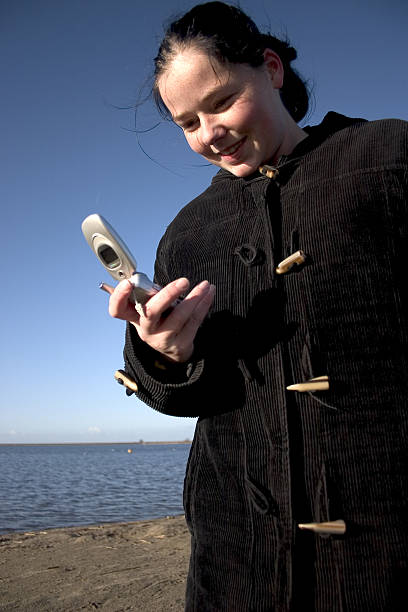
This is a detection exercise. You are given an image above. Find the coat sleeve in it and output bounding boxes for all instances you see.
[122,317,246,418]
[120,231,246,418]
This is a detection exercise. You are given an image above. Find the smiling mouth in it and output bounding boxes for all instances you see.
[218,138,246,157]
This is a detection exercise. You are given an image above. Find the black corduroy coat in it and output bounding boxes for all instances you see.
[123,113,408,611]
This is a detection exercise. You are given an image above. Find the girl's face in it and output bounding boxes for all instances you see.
[158,47,306,177]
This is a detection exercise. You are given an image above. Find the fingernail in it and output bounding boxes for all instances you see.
[207,284,216,299]
[175,278,189,289]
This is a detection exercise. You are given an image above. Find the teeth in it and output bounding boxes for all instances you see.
[222,141,241,155]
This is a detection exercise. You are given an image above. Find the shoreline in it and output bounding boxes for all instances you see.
[0,513,185,536]
[0,514,190,611]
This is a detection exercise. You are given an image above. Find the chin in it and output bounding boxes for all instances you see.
[225,163,257,178]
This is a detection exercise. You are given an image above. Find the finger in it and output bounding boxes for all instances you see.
[109,280,138,321]
[143,277,190,327]
[155,283,215,363]
[178,283,215,338]
[163,280,212,328]
[99,282,115,295]
[157,281,214,344]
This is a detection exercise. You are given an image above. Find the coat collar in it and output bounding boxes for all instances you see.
[211,112,367,185]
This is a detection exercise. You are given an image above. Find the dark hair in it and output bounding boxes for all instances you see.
[153,1,309,122]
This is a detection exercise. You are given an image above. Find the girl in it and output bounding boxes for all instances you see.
[108,2,408,610]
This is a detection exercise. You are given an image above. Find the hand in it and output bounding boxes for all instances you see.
[107,277,215,363]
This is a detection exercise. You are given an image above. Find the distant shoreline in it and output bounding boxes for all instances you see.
[0,441,192,447]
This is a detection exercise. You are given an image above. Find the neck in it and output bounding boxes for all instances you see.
[277,120,308,161]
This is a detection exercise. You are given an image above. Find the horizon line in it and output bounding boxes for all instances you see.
[0,440,192,446]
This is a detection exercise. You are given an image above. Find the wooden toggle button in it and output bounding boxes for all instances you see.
[276,250,306,275]
[287,375,329,393]
[114,369,138,393]
[298,520,346,535]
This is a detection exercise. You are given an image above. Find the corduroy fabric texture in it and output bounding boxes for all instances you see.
[123,113,408,611]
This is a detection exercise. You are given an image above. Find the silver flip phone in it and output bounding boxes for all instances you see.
[81,214,161,314]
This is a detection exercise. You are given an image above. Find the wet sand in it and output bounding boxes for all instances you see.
[0,515,190,611]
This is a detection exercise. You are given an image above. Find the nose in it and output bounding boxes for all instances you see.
[199,115,226,147]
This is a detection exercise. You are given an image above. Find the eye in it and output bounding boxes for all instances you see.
[180,117,199,132]
[214,94,234,110]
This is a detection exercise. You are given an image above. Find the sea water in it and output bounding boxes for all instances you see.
[0,443,190,534]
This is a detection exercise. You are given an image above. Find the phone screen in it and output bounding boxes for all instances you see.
[98,245,120,269]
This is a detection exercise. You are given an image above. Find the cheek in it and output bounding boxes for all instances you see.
[185,132,202,154]
[230,100,260,133]
[185,132,213,158]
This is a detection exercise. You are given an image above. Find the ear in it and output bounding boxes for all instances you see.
[263,49,284,89]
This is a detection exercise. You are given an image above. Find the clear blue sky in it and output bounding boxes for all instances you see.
[1,0,407,443]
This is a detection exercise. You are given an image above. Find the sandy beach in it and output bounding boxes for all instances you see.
[0,515,190,611]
